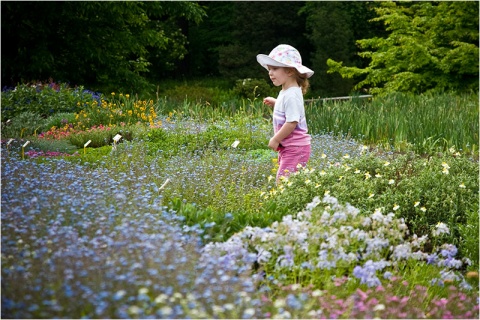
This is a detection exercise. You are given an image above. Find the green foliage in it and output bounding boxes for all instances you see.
[2,2,206,94]
[1,111,47,138]
[327,1,479,94]
[67,124,135,148]
[1,82,100,120]
[306,92,479,155]
[458,209,479,272]
[161,84,233,106]
[302,1,381,96]
[138,122,269,158]
[232,78,275,100]
[263,152,479,267]
[29,138,78,154]
[42,112,78,131]
[216,2,309,81]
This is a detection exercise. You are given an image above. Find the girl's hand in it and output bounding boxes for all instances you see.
[263,97,276,107]
[268,137,280,151]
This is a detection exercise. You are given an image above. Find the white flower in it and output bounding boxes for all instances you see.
[374,304,386,311]
[306,196,321,211]
[138,287,149,295]
[432,222,450,237]
[388,179,395,185]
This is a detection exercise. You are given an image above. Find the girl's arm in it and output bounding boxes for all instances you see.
[268,121,297,150]
[263,97,276,107]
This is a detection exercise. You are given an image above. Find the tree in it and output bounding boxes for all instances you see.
[215,2,310,81]
[1,1,205,94]
[327,1,479,95]
[302,1,383,97]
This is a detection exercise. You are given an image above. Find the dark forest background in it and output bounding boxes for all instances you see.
[2,1,478,98]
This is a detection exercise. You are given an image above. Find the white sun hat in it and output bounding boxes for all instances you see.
[256,44,314,78]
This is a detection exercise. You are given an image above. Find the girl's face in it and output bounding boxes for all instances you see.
[267,66,296,89]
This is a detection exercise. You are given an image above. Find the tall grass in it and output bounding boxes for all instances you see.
[306,91,479,155]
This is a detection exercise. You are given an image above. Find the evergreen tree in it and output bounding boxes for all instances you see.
[327,1,479,94]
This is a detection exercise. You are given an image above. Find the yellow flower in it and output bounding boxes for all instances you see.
[338,176,344,181]
[384,161,390,166]
[420,207,427,212]
[321,153,327,159]
[393,204,400,211]
[414,201,420,207]
[459,183,466,189]
[343,154,350,159]
[354,169,361,174]
[375,173,382,178]
[126,94,130,99]
[315,183,321,188]
[365,172,371,179]
[320,170,327,176]
[111,92,115,96]
[324,190,330,196]
[368,193,375,199]
[305,179,311,185]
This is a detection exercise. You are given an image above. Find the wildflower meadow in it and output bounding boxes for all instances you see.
[1,82,479,318]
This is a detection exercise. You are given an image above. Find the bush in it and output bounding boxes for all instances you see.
[1,111,47,138]
[67,124,135,148]
[232,78,275,100]
[161,84,233,107]
[205,195,475,298]
[263,151,479,266]
[1,82,102,120]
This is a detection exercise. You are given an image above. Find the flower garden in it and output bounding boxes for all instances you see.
[1,82,479,318]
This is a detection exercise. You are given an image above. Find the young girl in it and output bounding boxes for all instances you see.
[256,44,314,183]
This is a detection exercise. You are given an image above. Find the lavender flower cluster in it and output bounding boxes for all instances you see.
[1,156,260,318]
[1,136,478,318]
[204,194,473,291]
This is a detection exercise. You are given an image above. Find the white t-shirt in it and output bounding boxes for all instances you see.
[273,86,311,146]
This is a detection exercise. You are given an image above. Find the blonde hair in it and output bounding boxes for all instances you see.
[289,68,310,95]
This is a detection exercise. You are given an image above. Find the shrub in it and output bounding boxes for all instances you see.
[28,138,78,154]
[74,93,160,129]
[1,82,102,120]
[205,195,475,298]
[0,111,47,138]
[262,151,479,266]
[67,124,135,148]
[232,78,275,100]
[161,84,233,107]
[42,112,78,132]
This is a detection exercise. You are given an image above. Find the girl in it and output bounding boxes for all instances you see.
[256,44,314,184]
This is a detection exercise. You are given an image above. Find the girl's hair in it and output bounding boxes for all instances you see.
[290,68,310,95]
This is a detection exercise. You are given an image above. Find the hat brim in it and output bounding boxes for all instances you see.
[256,54,314,78]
